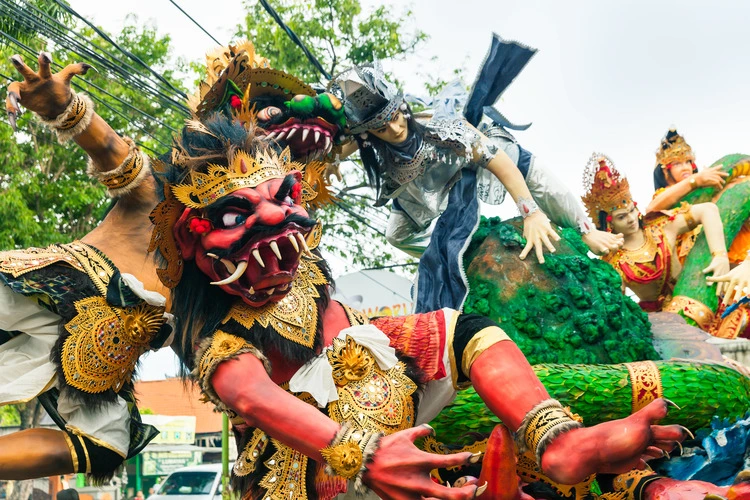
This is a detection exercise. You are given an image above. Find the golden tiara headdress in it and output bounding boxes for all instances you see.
[581,153,634,220]
[173,147,298,208]
[655,128,695,168]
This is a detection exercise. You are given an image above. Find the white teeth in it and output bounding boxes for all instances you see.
[267,288,275,295]
[314,130,320,143]
[286,128,297,140]
[323,136,330,150]
[210,260,248,286]
[207,253,219,259]
[267,131,277,140]
[252,249,265,268]
[301,128,309,142]
[220,258,237,273]
[249,286,255,294]
[276,130,287,141]
[270,241,282,260]
[297,233,312,256]
[288,234,300,252]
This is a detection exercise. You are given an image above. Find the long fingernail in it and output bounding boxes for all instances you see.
[664,399,681,410]
[81,63,96,74]
[422,423,435,436]
[468,452,483,464]
[682,426,695,440]
[10,54,22,66]
[663,449,670,460]
[41,52,51,63]
[9,91,19,109]
[8,112,17,131]
[474,482,488,498]
[675,441,683,456]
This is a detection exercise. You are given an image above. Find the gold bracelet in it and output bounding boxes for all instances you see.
[321,422,382,491]
[711,250,728,258]
[38,92,94,143]
[516,399,583,465]
[86,137,150,197]
[688,175,697,189]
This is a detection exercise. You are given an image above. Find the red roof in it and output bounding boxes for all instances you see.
[135,379,222,434]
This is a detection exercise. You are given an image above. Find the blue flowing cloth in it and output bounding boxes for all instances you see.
[415,35,536,313]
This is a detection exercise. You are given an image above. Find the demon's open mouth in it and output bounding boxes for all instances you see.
[265,117,338,160]
[208,224,312,302]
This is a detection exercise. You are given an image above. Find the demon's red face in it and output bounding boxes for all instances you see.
[175,172,317,307]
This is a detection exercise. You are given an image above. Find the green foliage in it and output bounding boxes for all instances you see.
[236,0,426,82]
[0,404,20,426]
[0,16,187,250]
[0,0,71,48]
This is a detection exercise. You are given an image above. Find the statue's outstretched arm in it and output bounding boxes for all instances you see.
[647,165,728,213]
[5,52,156,210]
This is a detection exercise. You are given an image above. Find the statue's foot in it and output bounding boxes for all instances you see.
[540,399,689,485]
[643,478,729,500]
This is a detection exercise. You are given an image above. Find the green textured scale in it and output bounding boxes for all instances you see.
[671,155,750,324]
[428,361,750,444]
[463,217,659,365]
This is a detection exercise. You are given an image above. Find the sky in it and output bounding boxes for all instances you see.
[65,0,750,379]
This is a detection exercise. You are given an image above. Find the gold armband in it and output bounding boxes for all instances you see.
[87,137,150,197]
[38,92,94,143]
[321,422,383,494]
[516,399,583,465]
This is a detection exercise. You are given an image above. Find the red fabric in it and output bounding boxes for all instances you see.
[371,310,447,382]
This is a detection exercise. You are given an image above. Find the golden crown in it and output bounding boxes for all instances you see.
[581,153,634,220]
[172,147,302,208]
[655,128,695,168]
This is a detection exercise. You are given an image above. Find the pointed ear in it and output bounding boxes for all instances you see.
[174,208,201,260]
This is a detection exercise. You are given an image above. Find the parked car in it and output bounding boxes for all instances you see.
[147,464,230,500]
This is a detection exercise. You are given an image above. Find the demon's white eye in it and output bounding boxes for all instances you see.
[222,212,246,228]
[258,106,281,122]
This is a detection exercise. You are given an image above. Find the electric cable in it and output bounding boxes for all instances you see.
[167,0,222,46]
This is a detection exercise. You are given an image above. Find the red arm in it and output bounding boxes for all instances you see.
[211,352,338,461]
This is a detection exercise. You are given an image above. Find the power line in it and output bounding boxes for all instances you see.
[167,0,222,47]
[1,0,190,115]
[48,0,188,99]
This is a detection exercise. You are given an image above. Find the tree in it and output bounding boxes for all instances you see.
[0,12,189,249]
[235,0,425,270]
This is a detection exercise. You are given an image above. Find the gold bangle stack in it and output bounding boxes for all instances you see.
[517,399,583,465]
[321,422,383,485]
[38,92,94,143]
[87,137,150,197]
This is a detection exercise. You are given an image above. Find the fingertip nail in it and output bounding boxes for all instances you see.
[683,426,695,440]
[474,482,488,497]
[664,398,681,410]
[468,452,483,464]
[41,52,51,63]
[423,423,435,435]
